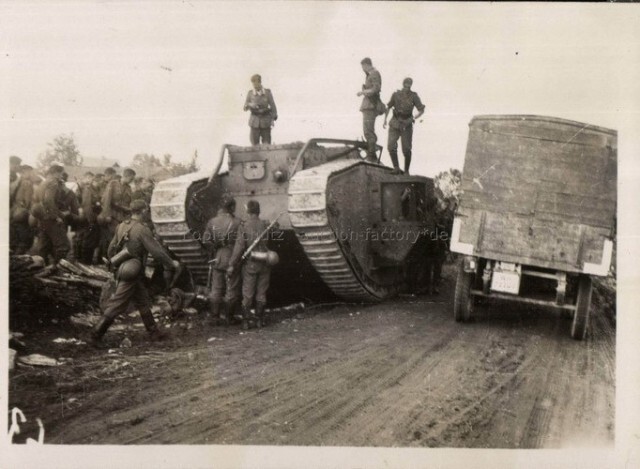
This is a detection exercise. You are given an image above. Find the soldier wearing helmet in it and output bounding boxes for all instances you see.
[203,195,242,325]
[244,74,278,145]
[227,200,273,328]
[88,200,181,348]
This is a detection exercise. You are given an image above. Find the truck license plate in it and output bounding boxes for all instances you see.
[491,271,521,294]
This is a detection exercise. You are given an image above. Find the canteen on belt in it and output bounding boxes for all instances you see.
[116,258,143,282]
[250,250,279,266]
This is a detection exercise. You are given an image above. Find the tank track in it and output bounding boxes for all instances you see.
[288,159,386,302]
[150,175,210,286]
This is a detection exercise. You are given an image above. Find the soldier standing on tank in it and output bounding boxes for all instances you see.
[88,200,181,348]
[383,78,426,175]
[244,74,278,146]
[30,164,70,264]
[357,57,383,162]
[227,200,272,328]
[204,195,242,325]
[10,165,36,254]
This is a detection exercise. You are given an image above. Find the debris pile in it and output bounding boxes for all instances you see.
[10,255,111,315]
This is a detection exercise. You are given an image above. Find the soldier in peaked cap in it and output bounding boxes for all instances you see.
[244,74,278,146]
[383,77,426,175]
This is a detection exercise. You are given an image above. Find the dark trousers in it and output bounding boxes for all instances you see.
[102,277,157,331]
[388,124,413,172]
[79,224,101,264]
[210,268,241,304]
[241,266,271,309]
[35,220,70,263]
[250,127,272,146]
[362,110,378,159]
[99,222,116,262]
[10,221,34,255]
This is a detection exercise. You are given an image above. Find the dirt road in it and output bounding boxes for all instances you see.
[8,266,615,448]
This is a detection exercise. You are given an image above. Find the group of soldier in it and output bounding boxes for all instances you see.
[242,57,426,176]
[9,156,155,266]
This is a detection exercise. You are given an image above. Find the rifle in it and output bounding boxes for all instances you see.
[241,211,285,262]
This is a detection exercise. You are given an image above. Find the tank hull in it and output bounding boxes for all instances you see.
[151,140,435,303]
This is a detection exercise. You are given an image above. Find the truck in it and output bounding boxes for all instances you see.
[450,115,617,340]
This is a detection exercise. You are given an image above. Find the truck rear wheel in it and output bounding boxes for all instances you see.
[454,263,475,322]
[571,275,592,340]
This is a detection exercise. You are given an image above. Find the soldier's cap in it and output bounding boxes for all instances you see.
[19,164,34,172]
[123,167,136,177]
[104,167,117,176]
[246,199,260,215]
[46,164,64,175]
[403,77,413,86]
[10,155,22,165]
[130,199,149,214]
[221,194,236,211]
[251,74,262,83]
[360,57,372,65]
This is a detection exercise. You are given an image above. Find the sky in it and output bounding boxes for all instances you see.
[1,2,639,180]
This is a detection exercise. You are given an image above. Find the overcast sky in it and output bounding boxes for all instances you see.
[1,2,639,179]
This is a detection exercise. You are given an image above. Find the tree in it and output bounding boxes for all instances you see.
[37,134,83,170]
[434,168,462,208]
[129,150,200,181]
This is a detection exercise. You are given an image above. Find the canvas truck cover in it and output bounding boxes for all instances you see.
[451,115,617,276]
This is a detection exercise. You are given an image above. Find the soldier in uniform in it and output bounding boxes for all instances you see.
[30,165,70,264]
[227,200,272,327]
[101,168,134,254]
[204,195,241,325]
[383,78,426,175]
[244,74,278,146]
[357,57,383,162]
[79,174,104,264]
[425,196,454,295]
[10,165,36,254]
[9,155,21,184]
[131,178,154,206]
[89,200,181,348]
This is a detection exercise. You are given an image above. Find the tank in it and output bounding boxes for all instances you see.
[150,139,436,303]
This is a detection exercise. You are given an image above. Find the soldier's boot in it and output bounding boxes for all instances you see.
[389,150,401,174]
[219,302,230,326]
[366,141,378,163]
[256,302,267,327]
[404,152,412,175]
[228,300,241,325]
[88,316,114,349]
[140,308,169,342]
[241,306,253,331]
[208,302,221,326]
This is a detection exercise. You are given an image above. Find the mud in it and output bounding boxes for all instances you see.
[8,264,615,447]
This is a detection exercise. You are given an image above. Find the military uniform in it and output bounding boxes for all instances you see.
[79,184,103,264]
[425,206,453,294]
[100,179,131,258]
[360,67,383,160]
[9,176,34,254]
[386,89,425,174]
[91,218,178,344]
[204,210,241,323]
[229,214,271,320]
[31,176,70,263]
[244,88,278,145]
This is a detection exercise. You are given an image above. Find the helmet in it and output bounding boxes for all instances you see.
[250,249,280,266]
[116,258,142,282]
